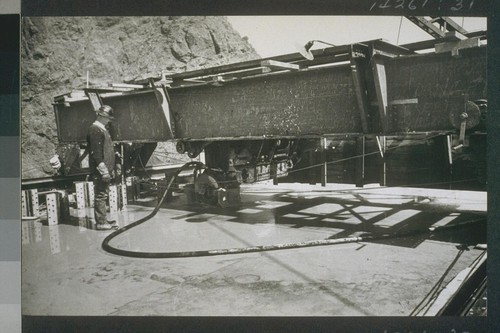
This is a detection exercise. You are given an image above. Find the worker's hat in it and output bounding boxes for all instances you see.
[97,105,115,119]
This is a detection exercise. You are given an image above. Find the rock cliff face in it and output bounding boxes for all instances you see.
[21,16,259,179]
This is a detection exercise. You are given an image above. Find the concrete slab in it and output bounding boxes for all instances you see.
[21,183,486,316]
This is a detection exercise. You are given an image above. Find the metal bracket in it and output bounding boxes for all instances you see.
[453,113,468,150]
[452,97,479,150]
[150,78,175,138]
[375,136,385,159]
[446,135,453,165]
[84,89,103,111]
[371,54,389,133]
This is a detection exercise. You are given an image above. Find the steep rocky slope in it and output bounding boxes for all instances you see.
[21,16,259,179]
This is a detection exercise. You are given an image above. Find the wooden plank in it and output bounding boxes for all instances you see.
[261,60,300,71]
[371,55,389,133]
[167,44,353,82]
[84,89,102,111]
[435,37,481,56]
[423,254,487,316]
[371,39,414,56]
[388,98,418,105]
[401,30,486,51]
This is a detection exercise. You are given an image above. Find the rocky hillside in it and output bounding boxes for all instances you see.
[21,16,259,179]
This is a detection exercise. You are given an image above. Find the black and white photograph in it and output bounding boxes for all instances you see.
[19,12,489,326]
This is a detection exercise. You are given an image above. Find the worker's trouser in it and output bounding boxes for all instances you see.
[93,177,109,225]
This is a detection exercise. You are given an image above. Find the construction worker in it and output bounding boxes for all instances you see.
[87,105,121,230]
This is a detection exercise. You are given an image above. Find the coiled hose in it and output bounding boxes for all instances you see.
[102,161,204,258]
[102,162,484,259]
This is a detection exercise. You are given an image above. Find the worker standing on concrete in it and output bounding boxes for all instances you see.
[87,105,121,230]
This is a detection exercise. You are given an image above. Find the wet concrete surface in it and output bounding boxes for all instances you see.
[22,182,487,316]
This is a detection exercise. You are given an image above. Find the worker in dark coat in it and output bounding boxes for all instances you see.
[87,105,121,230]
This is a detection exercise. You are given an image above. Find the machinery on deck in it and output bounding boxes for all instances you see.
[20,19,487,316]
[49,26,487,206]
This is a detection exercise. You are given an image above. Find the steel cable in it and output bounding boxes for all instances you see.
[410,248,465,316]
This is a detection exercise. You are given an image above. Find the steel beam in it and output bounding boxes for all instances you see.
[54,90,175,143]
[401,30,486,52]
[437,17,469,35]
[53,42,486,143]
[406,16,447,39]
[350,45,370,134]
[168,65,362,139]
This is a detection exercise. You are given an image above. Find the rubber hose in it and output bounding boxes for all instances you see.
[102,162,485,259]
[102,161,204,257]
